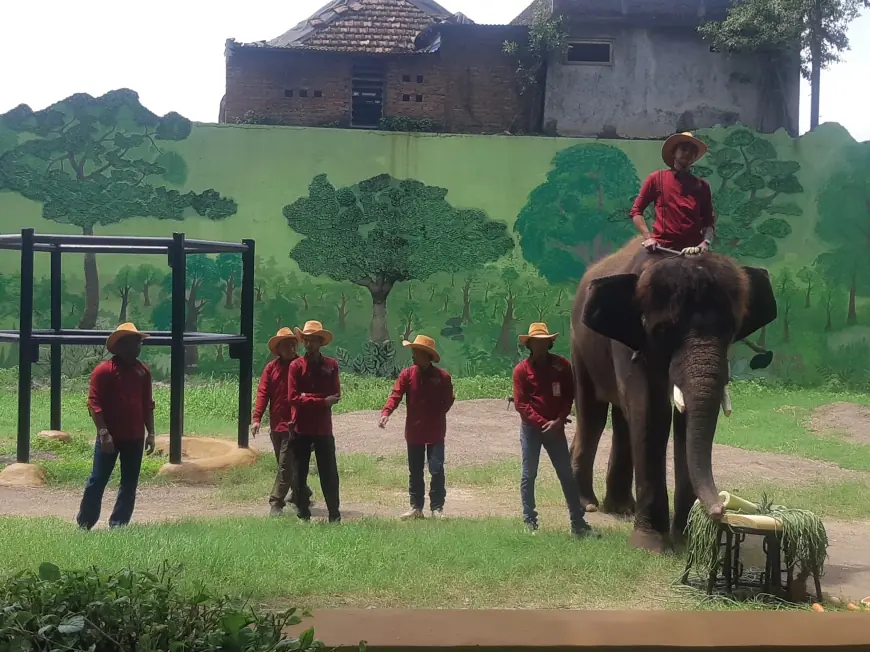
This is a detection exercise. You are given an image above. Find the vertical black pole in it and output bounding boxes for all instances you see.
[17,229,35,464]
[238,239,255,449]
[169,232,186,465]
[50,248,62,431]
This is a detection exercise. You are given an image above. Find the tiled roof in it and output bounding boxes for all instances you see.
[267,0,465,54]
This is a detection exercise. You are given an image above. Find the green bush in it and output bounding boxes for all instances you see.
[0,562,323,651]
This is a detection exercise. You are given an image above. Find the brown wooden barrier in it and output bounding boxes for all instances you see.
[291,609,870,651]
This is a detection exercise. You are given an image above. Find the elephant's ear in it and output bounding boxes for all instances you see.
[582,273,645,351]
[735,266,777,342]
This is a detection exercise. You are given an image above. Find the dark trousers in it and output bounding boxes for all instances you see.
[520,423,586,530]
[292,434,340,521]
[269,430,313,508]
[76,438,144,530]
[407,442,446,511]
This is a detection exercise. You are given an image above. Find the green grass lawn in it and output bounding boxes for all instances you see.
[0,514,750,611]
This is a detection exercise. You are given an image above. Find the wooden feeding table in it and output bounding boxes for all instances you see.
[681,493,825,603]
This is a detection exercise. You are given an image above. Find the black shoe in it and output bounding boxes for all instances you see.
[572,521,601,539]
[328,513,342,523]
[524,520,539,534]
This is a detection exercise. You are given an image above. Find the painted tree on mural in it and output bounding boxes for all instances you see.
[514,143,639,283]
[813,142,870,325]
[0,89,238,329]
[283,173,514,342]
[693,128,803,260]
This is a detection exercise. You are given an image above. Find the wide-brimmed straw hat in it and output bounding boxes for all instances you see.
[402,334,440,363]
[106,322,149,354]
[661,131,708,168]
[268,327,298,355]
[294,320,333,346]
[519,322,559,345]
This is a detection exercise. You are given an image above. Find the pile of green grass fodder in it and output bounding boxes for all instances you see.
[684,491,829,587]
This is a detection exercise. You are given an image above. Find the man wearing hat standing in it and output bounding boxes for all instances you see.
[379,335,455,520]
[630,132,716,255]
[512,323,598,538]
[252,327,314,517]
[287,320,343,522]
[76,323,156,530]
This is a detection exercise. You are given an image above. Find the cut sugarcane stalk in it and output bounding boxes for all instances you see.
[673,385,685,413]
[724,513,782,531]
[719,491,759,514]
[722,385,733,417]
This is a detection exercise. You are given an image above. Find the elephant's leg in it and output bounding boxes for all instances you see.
[570,384,609,513]
[670,408,695,552]
[628,398,673,553]
[601,406,635,518]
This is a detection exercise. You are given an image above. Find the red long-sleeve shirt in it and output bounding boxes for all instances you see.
[381,365,455,445]
[87,357,154,442]
[630,169,715,250]
[253,357,295,433]
[287,354,341,437]
[512,355,574,430]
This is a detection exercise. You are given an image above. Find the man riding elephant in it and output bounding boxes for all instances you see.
[568,135,778,553]
[630,131,715,256]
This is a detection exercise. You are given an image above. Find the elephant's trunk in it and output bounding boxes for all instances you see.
[673,338,727,521]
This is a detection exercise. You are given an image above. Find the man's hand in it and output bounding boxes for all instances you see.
[641,237,659,251]
[99,431,115,454]
[145,434,156,455]
[250,421,261,438]
[542,418,565,434]
[325,394,341,407]
[378,415,390,429]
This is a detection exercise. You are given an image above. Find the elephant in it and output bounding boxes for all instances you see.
[568,236,777,552]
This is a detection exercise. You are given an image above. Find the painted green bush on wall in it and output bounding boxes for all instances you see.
[0,89,869,386]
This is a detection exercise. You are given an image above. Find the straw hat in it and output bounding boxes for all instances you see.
[106,322,149,354]
[294,320,333,346]
[268,327,298,355]
[402,334,440,363]
[518,322,559,345]
[661,132,708,168]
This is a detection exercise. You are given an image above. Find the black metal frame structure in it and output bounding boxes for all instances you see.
[0,228,255,465]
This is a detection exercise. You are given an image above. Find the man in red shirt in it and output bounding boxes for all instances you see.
[252,327,313,517]
[379,335,455,520]
[76,323,156,530]
[630,132,716,255]
[288,320,342,522]
[513,323,598,538]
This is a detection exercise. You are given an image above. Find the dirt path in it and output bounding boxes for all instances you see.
[811,402,870,445]
[2,399,870,602]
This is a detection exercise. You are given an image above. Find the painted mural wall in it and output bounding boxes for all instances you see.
[0,89,868,386]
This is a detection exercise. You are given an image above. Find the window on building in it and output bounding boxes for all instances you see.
[416,75,424,83]
[314,90,323,98]
[415,94,423,103]
[299,89,309,98]
[284,89,294,98]
[402,94,411,102]
[402,74,411,82]
[566,40,612,64]
[352,60,385,127]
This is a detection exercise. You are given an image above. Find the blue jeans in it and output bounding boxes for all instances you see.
[520,423,586,529]
[76,438,145,530]
[407,443,445,511]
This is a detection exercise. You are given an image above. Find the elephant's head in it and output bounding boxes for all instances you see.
[581,253,776,520]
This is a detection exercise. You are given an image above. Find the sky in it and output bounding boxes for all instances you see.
[1,0,868,141]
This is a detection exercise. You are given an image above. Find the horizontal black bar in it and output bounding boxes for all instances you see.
[6,329,244,338]
[0,333,21,342]
[0,234,22,242]
[184,239,249,253]
[29,334,247,346]
[33,244,170,255]
[31,234,175,246]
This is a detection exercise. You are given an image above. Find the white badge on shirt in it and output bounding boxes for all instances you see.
[552,382,561,398]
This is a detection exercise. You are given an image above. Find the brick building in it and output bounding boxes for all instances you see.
[221,0,529,134]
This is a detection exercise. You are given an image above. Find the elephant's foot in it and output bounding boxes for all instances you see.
[577,491,600,513]
[600,495,636,519]
[630,528,673,554]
